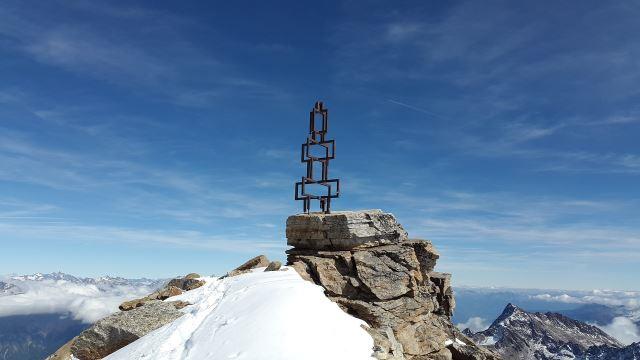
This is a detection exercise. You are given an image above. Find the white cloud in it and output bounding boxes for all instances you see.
[0,222,285,253]
[596,317,640,345]
[0,278,158,323]
[531,290,640,309]
[456,316,489,332]
[0,2,286,106]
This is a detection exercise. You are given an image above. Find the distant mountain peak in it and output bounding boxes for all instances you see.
[490,302,526,327]
[468,303,627,360]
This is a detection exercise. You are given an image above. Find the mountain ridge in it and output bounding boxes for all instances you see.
[466,303,640,359]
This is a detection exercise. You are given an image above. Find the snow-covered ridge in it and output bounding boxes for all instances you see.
[105,267,374,360]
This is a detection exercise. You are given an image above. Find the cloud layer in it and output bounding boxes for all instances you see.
[0,275,161,323]
[596,317,640,346]
[456,316,489,332]
[532,290,640,309]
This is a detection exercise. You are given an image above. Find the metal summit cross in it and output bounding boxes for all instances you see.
[294,101,340,214]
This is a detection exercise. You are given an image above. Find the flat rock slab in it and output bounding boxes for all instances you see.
[286,209,408,250]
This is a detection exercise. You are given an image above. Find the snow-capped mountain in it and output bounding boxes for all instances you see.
[0,281,21,296]
[585,342,640,359]
[8,271,164,289]
[0,272,166,360]
[465,303,640,359]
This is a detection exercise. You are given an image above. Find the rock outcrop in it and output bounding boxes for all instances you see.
[46,273,203,360]
[287,210,499,360]
[71,300,187,360]
[265,260,282,271]
[225,254,270,277]
[118,273,203,311]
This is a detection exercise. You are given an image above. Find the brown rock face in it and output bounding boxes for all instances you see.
[226,254,270,277]
[167,277,204,291]
[286,210,499,360]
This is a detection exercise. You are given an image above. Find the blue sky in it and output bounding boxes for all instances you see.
[1,0,639,290]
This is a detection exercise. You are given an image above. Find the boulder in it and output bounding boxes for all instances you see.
[286,210,408,250]
[226,255,270,277]
[119,285,184,311]
[70,300,187,360]
[157,285,183,300]
[264,261,282,271]
[118,298,146,311]
[167,277,205,291]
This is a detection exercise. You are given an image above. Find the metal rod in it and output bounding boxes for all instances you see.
[294,101,340,214]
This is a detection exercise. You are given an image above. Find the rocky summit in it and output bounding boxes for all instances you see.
[287,209,499,360]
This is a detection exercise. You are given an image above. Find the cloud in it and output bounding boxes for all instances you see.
[377,190,640,263]
[0,221,285,253]
[329,1,640,175]
[0,1,286,106]
[531,290,640,308]
[0,277,158,323]
[456,316,489,332]
[596,317,640,345]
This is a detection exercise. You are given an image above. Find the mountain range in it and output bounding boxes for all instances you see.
[465,303,640,359]
[0,272,165,360]
[0,272,638,360]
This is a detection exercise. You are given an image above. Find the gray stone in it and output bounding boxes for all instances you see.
[353,250,415,300]
[70,300,187,360]
[288,251,357,297]
[286,210,408,250]
[264,261,282,271]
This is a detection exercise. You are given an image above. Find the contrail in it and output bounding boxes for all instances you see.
[386,98,445,119]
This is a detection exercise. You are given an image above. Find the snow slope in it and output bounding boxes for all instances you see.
[105,267,374,360]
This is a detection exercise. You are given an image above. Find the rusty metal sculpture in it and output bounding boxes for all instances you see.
[295,101,340,213]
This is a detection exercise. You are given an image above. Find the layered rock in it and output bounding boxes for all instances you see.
[286,210,408,250]
[287,210,499,360]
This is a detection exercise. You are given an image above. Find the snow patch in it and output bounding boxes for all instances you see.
[479,336,497,346]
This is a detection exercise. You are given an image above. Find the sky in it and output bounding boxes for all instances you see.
[0,0,639,290]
